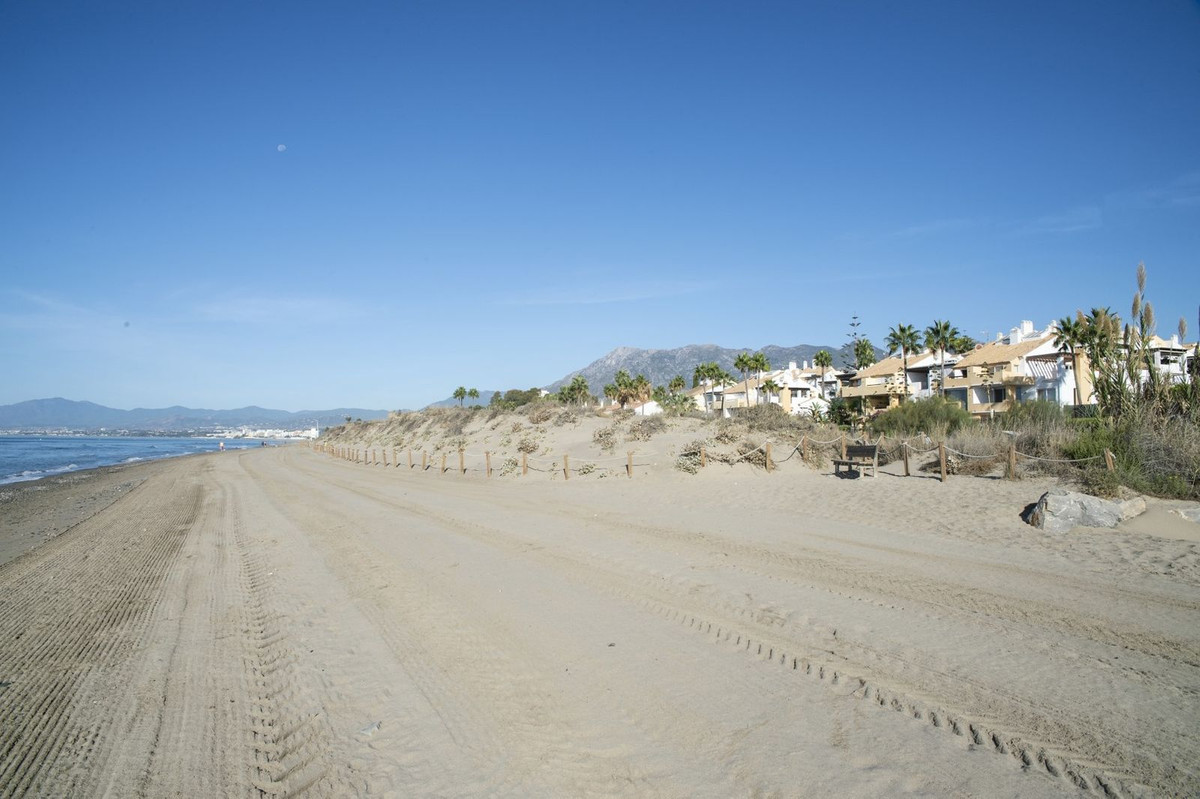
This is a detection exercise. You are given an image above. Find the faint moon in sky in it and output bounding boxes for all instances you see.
[123,321,130,328]
[277,144,287,152]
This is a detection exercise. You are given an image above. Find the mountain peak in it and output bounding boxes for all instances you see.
[546,342,856,392]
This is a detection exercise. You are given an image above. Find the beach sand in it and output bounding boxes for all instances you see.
[1,429,1197,796]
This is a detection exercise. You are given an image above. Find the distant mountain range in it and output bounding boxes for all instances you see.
[427,342,879,407]
[544,343,870,394]
[0,398,389,432]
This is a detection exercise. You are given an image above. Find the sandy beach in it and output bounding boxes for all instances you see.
[1,435,1198,797]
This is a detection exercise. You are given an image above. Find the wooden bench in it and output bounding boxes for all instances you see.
[832,444,879,477]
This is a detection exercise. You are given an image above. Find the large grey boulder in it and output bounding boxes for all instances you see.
[1025,488,1145,533]
[1173,507,1200,524]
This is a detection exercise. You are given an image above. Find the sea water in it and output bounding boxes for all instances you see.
[0,435,267,485]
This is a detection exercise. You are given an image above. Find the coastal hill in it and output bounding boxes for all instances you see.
[0,398,389,432]
[544,343,867,394]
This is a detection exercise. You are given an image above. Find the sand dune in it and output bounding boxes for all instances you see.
[0,439,1197,796]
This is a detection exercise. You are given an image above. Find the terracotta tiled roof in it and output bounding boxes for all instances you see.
[954,335,1053,368]
[851,356,905,379]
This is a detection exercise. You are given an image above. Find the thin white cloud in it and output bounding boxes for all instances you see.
[499,279,717,306]
[1017,205,1102,235]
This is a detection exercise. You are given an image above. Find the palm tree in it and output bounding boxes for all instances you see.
[813,350,833,399]
[692,362,722,412]
[467,387,479,404]
[734,352,753,387]
[1078,306,1121,413]
[924,320,960,397]
[951,334,978,354]
[749,352,770,406]
[1054,316,1085,406]
[632,374,652,405]
[453,386,467,407]
[885,324,920,402]
[573,376,588,406]
[854,338,877,369]
[715,368,733,414]
[668,375,685,395]
[760,378,780,407]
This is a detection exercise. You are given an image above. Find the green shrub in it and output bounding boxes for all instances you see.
[871,397,974,438]
[1000,400,1064,429]
[826,398,855,427]
[1061,423,1118,462]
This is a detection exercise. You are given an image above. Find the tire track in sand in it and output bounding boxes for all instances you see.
[288,449,1190,796]
[0,467,199,797]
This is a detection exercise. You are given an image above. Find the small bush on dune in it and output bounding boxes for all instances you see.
[674,438,708,474]
[872,397,973,438]
[628,416,666,441]
[736,439,768,469]
[593,424,618,452]
[1000,400,1064,429]
[740,404,815,437]
[554,408,581,427]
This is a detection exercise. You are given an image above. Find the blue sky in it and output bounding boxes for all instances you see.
[2,1,1198,411]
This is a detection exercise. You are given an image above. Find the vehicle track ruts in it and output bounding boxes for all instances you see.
[239,456,666,796]
[270,452,1171,795]
[221,473,336,798]
[0,468,199,797]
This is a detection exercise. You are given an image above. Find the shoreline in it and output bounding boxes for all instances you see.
[0,452,208,567]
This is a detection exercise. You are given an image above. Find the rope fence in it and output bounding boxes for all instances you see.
[308,433,1117,485]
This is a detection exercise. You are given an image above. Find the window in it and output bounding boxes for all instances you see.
[990,386,1006,404]
[1037,388,1057,403]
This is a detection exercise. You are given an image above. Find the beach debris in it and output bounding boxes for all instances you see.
[1024,488,1146,533]
[356,721,381,736]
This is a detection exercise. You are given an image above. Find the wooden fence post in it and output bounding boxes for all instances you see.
[408,450,413,469]
[938,442,947,483]
[840,435,847,460]
[382,449,388,467]
[392,447,397,467]
[520,452,526,476]
[488,451,493,477]
[441,453,447,474]
[422,452,427,471]
[802,436,810,464]
[1007,443,1017,480]
[563,454,569,480]
[627,451,633,479]
[902,441,910,476]
[459,449,465,475]
[1104,449,1115,472]
[700,446,706,468]
[765,442,772,473]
